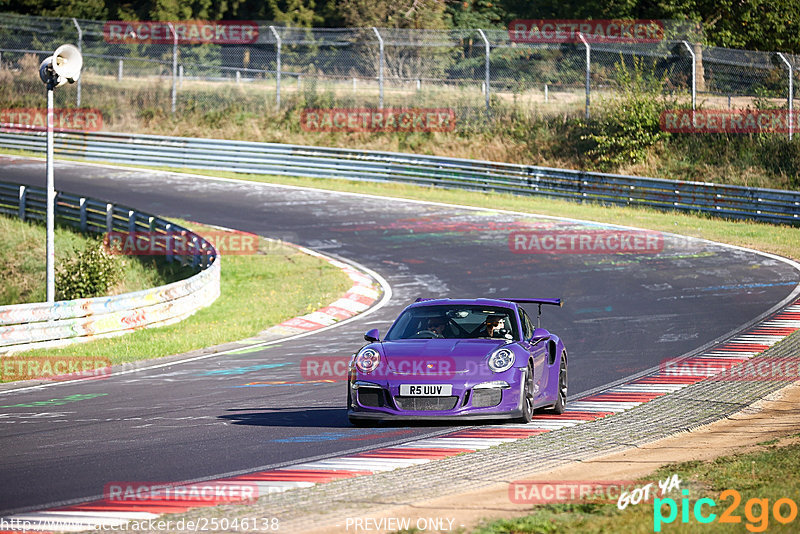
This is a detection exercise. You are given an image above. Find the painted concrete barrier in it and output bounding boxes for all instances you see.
[0,181,220,354]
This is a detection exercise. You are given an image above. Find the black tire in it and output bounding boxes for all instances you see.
[515,361,535,423]
[547,353,567,415]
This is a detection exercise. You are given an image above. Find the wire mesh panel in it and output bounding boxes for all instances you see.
[0,13,796,135]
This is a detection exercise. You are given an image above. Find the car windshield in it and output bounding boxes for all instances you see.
[385,304,518,341]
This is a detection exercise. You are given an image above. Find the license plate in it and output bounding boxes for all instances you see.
[400,384,452,396]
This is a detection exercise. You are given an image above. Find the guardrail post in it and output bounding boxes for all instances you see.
[18,185,26,221]
[577,33,590,120]
[775,52,793,141]
[269,26,281,108]
[79,197,87,230]
[165,223,173,263]
[72,18,82,107]
[106,203,114,233]
[128,209,136,235]
[477,29,491,112]
[681,41,696,111]
[372,27,384,109]
[191,236,200,267]
[168,22,178,114]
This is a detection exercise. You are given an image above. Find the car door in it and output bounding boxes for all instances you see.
[520,308,547,400]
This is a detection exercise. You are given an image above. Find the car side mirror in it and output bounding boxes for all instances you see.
[531,328,549,341]
[364,328,380,343]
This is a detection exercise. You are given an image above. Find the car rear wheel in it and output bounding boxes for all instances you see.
[515,362,535,423]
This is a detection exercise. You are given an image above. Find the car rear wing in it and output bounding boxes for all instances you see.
[499,298,562,307]
[500,298,562,328]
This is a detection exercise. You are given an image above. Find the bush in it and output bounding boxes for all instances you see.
[583,57,674,170]
[56,238,123,300]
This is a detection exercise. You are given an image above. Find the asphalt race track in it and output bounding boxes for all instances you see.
[1,157,798,515]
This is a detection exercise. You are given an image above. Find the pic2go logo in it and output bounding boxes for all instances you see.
[654,489,799,532]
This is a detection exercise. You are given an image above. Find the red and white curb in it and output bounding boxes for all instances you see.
[3,300,798,531]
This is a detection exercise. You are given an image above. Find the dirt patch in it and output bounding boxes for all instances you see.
[300,381,800,534]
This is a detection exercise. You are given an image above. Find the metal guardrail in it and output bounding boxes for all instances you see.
[0,130,798,225]
[0,180,220,354]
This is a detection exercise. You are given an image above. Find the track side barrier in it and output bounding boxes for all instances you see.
[0,130,798,225]
[0,181,220,354]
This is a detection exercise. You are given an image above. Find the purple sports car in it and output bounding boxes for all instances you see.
[347,298,567,425]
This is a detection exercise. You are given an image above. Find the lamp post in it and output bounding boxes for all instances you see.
[38,44,83,303]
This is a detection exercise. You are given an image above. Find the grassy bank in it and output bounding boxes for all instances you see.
[3,55,800,191]
[472,435,800,533]
[0,213,192,305]
[12,219,352,368]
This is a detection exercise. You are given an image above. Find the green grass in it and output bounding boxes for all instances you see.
[4,57,800,190]
[0,213,192,305]
[14,219,352,367]
[469,441,800,533]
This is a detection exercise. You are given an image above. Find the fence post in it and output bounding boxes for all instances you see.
[167,22,177,114]
[72,18,82,107]
[18,185,26,222]
[775,52,793,141]
[79,197,87,231]
[106,203,114,233]
[269,26,281,107]
[577,33,590,120]
[478,29,490,111]
[118,59,123,81]
[681,41,696,111]
[372,27,384,109]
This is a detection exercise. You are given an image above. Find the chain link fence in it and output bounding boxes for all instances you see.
[1,13,798,135]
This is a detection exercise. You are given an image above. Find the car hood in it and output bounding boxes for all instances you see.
[380,339,510,374]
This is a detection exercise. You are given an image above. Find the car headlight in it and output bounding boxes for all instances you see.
[488,348,515,373]
[355,348,381,373]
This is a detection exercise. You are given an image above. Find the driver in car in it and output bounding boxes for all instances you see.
[475,315,507,338]
[417,316,447,338]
